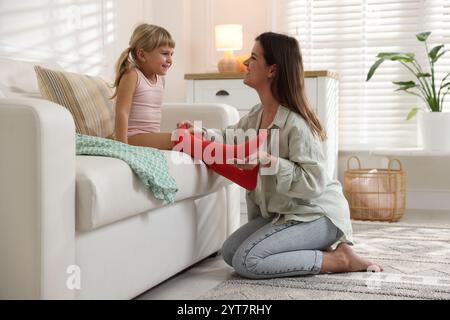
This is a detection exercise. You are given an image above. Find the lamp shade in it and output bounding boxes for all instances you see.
[215,24,243,51]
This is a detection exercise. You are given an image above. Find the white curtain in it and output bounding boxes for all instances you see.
[274,0,450,150]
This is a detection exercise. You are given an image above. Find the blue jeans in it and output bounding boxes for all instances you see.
[221,216,342,279]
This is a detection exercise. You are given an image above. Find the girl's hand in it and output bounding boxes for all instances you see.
[176,120,195,134]
[176,120,193,129]
[176,120,207,136]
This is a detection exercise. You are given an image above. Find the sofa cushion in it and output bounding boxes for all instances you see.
[35,66,115,138]
[76,151,230,231]
[0,57,61,99]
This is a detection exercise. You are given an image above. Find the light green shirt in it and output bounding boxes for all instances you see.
[207,104,353,244]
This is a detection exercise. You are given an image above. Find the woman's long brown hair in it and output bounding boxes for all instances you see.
[256,32,326,140]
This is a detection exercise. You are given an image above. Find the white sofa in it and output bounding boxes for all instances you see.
[0,58,241,299]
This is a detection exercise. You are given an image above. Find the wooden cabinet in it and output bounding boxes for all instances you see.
[185,72,339,213]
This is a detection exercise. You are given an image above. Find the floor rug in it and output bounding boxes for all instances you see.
[200,222,450,300]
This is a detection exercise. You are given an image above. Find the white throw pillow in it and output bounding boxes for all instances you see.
[0,57,61,99]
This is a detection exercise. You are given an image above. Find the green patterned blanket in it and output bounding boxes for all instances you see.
[76,134,178,204]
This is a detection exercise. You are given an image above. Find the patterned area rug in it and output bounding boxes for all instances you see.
[200,221,450,300]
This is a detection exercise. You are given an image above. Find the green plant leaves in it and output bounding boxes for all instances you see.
[406,107,419,121]
[367,31,449,116]
[426,95,439,112]
[393,81,417,91]
[366,58,384,81]
[376,52,415,62]
[429,45,445,63]
[416,32,431,41]
[366,53,416,81]
[376,52,399,58]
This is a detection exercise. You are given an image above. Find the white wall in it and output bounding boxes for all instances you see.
[0,0,149,78]
[115,0,152,72]
[0,0,270,101]
[149,0,191,103]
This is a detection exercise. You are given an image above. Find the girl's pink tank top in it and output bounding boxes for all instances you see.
[127,68,164,137]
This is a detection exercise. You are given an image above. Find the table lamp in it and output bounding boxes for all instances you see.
[215,24,243,73]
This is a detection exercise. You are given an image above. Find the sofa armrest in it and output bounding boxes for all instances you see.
[161,103,242,236]
[0,98,76,299]
[161,103,240,131]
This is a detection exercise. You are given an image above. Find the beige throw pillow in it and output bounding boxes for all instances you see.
[34,66,115,138]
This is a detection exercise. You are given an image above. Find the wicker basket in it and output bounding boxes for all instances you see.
[343,156,406,222]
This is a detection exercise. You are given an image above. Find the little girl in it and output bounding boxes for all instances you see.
[112,23,175,149]
[112,23,266,190]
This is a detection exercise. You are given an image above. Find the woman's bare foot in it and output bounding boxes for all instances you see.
[320,242,383,273]
[337,243,383,272]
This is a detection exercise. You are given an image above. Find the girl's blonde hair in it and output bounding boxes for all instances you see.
[111,24,175,98]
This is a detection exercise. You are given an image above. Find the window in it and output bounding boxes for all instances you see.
[274,0,450,150]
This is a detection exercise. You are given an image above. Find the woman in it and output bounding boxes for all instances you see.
[223,32,382,279]
[182,32,382,279]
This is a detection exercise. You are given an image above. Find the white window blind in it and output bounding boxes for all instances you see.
[275,0,450,150]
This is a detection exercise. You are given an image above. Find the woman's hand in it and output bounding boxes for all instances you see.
[232,150,274,170]
[232,163,259,170]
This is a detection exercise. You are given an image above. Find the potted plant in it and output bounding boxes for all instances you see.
[366,31,450,150]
